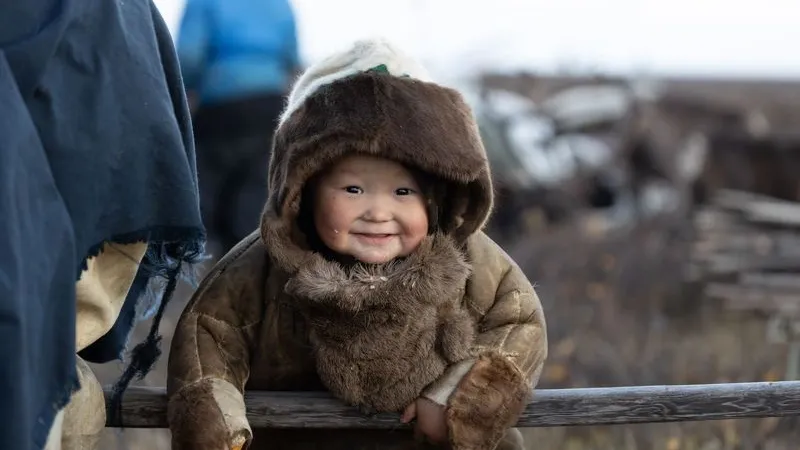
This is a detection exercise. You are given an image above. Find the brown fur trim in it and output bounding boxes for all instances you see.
[285,233,476,413]
[445,352,531,450]
[286,233,469,314]
[260,71,493,275]
[167,379,231,450]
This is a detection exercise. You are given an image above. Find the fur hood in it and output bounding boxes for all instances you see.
[260,39,494,274]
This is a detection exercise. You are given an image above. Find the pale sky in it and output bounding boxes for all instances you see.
[153,0,800,81]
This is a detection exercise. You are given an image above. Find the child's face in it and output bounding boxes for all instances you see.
[313,155,429,264]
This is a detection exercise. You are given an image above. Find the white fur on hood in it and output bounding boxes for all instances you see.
[280,38,433,125]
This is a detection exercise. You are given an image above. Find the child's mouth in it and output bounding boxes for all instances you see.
[353,233,394,244]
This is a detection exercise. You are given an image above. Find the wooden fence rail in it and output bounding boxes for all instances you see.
[106,381,800,429]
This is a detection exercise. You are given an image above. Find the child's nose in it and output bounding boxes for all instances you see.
[362,202,392,222]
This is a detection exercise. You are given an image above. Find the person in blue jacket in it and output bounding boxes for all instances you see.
[0,1,205,449]
[176,0,302,255]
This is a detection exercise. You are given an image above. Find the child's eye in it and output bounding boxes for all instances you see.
[395,188,414,196]
[344,186,363,194]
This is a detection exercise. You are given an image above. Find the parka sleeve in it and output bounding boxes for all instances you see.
[167,236,266,450]
[422,232,548,450]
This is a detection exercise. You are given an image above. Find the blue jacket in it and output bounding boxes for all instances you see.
[176,0,299,105]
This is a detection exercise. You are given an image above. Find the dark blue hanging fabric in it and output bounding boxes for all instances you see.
[0,1,206,448]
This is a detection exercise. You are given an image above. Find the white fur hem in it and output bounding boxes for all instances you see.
[280,38,432,125]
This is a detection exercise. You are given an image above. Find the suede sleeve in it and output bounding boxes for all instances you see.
[423,232,548,450]
[167,234,266,450]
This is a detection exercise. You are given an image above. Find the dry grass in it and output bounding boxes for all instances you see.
[92,212,800,449]
[511,212,800,450]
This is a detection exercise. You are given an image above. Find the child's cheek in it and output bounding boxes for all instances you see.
[314,195,350,249]
[408,203,430,239]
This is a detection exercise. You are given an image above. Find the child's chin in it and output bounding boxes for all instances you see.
[354,252,397,265]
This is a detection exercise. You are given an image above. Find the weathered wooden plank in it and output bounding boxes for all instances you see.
[105,381,800,429]
[691,256,800,277]
[717,189,800,210]
[712,284,797,301]
[740,272,800,289]
[693,193,800,235]
[692,232,800,253]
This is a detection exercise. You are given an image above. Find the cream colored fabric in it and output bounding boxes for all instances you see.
[75,242,148,352]
[209,379,252,448]
[496,428,525,450]
[44,241,148,450]
[60,357,106,450]
[422,358,475,406]
[44,410,64,450]
[44,358,105,450]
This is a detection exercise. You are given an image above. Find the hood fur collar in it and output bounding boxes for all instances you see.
[284,233,476,413]
[285,233,471,315]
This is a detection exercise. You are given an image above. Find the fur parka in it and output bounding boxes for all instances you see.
[166,40,548,450]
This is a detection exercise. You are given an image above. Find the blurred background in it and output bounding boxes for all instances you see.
[96,1,800,448]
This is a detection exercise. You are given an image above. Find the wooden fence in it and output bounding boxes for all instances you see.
[106,381,800,429]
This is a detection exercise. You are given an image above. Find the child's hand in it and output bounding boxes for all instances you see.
[401,397,448,444]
